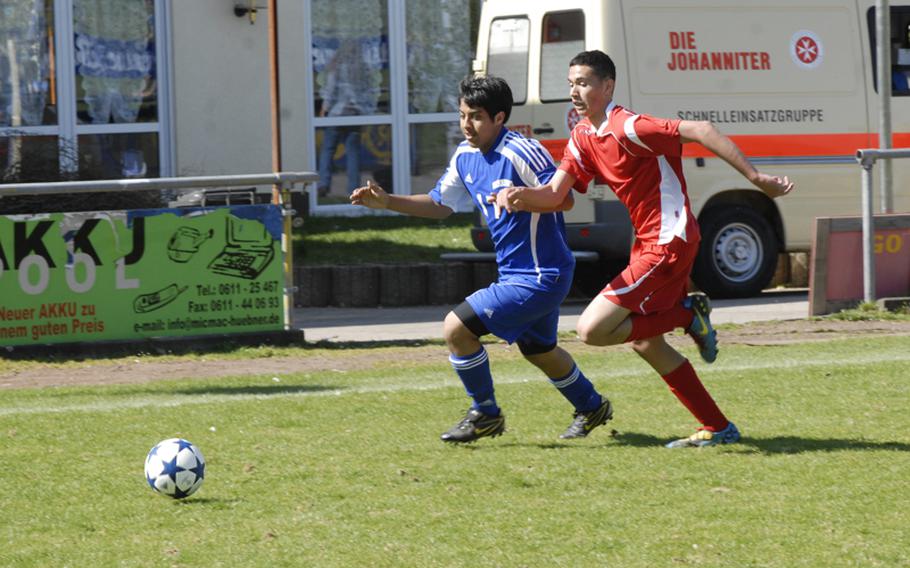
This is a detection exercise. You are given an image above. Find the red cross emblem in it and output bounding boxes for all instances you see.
[795,36,819,64]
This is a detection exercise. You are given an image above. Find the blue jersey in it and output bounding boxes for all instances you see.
[429,128,575,280]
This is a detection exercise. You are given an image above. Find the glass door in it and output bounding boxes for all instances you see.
[404,0,481,198]
[310,0,391,207]
[307,0,480,213]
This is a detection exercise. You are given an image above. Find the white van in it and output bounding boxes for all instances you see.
[472,0,910,297]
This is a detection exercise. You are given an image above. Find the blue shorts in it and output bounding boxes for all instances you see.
[465,272,572,345]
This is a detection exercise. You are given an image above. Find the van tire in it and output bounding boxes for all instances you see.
[692,206,778,299]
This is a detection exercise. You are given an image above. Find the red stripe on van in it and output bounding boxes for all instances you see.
[539,133,910,162]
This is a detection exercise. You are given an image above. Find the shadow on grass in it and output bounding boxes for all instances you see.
[304,338,444,350]
[495,441,610,450]
[172,497,242,506]
[745,436,910,454]
[171,384,343,397]
[0,337,445,365]
[93,383,343,398]
[610,431,910,453]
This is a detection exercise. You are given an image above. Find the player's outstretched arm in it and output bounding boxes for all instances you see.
[350,180,452,219]
[678,120,794,198]
[495,170,577,214]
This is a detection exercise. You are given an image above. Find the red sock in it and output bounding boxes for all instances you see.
[661,359,729,431]
[627,304,692,342]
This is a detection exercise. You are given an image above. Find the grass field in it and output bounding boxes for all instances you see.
[2,334,909,567]
[297,213,476,265]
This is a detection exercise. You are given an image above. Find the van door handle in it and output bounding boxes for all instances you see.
[533,126,555,134]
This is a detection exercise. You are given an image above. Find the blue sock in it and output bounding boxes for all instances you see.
[449,347,500,416]
[550,365,601,413]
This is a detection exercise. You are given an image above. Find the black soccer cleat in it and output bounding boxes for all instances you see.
[440,408,506,443]
[559,397,614,439]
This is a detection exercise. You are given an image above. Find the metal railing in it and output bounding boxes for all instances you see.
[0,171,317,333]
[855,149,909,302]
[0,172,316,197]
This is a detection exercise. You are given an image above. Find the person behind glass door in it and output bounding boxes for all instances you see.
[317,39,374,197]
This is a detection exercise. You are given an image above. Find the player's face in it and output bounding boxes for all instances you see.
[568,65,614,123]
[459,100,504,153]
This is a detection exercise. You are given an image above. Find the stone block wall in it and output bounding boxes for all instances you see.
[295,262,496,308]
[296,252,812,308]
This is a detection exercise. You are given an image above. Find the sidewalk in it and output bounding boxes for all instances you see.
[293,289,809,343]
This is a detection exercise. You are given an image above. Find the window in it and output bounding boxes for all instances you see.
[0,0,55,129]
[0,0,168,184]
[867,6,910,96]
[406,0,481,198]
[74,0,158,125]
[407,0,479,114]
[311,0,390,204]
[308,1,482,210]
[540,10,584,102]
[487,17,529,104]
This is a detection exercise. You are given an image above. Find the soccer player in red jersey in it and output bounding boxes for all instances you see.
[495,50,793,447]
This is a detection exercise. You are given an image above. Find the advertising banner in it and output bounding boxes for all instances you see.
[810,214,910,315]
[0,204,285,346]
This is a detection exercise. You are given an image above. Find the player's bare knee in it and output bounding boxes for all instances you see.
[577,325,607,346]
[443,311,465,345]
[443,311,477,352]
[577,321,621,346]
[575,319,596,344]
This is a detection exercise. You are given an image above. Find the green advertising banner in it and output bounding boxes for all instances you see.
[0,204,285,346]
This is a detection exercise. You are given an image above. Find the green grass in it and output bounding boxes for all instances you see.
[296,213,476,265]
[824,302,910,320]
[2,336,909,566]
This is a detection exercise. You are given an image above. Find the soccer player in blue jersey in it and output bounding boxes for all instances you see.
[350,75,612,443]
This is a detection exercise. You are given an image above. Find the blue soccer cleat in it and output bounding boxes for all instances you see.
[665,421,741,448]
[684,293,718,363]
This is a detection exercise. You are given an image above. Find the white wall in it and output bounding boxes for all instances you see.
[170,0,311,177]
[276,1,313,175]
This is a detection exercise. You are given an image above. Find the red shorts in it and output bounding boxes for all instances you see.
[601,237,698,315]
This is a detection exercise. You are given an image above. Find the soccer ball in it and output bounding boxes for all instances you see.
[144,438,206,499]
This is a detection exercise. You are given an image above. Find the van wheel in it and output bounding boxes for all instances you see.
[692,207,778,299]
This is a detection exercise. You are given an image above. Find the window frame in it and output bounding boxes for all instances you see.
[866,5,910,97]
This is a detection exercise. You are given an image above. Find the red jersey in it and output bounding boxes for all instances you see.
[559,102,700,246]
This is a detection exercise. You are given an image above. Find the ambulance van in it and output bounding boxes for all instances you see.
[471,0,910,297]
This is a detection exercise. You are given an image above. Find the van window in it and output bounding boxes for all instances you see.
[867,6,910,96]
[488,17,529,104]
[540,10,585,102]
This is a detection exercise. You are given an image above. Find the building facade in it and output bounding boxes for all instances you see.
[0,0,481,214]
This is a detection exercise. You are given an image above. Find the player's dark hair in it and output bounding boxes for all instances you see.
[569,50,617,81]
[459,75,513,123]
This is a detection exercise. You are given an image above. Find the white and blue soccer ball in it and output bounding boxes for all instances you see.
[144,438,205,499]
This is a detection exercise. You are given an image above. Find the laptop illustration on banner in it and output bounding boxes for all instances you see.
[208,216,275,279]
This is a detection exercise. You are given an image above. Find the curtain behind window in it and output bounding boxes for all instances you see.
[73,0,155,124]
[0,0,52,127]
